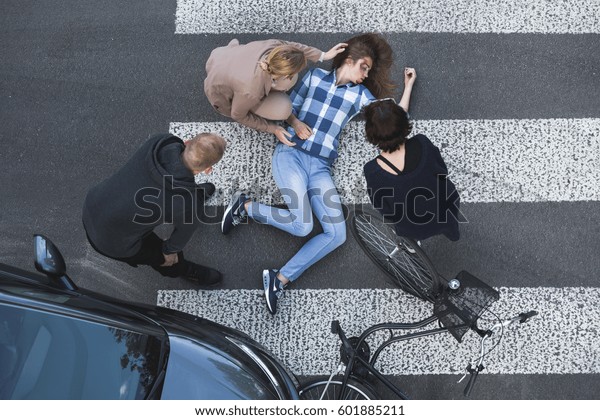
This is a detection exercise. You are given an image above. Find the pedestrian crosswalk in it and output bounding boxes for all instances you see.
[157,287,600,376]
[163,0,599,396]
[175,0,600,34]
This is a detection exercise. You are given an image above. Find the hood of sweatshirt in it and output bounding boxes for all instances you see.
[147,135,198,190]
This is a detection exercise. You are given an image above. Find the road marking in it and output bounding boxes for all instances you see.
[175,0,600,34]
[157,287,600,376]
[170,119,600,204]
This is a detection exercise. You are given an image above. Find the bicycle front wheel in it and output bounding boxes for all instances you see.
[349,206,441,302]
[299,377,378,400]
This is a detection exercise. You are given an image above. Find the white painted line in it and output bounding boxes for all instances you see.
[157,287,600,376]
[175,0,600,34]
[170,119,600,204]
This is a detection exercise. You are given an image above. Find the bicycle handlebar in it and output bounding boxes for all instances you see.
[462,310,538,397]
[519,310,538,323]
[331,320,340,334]
[463,363,484,397]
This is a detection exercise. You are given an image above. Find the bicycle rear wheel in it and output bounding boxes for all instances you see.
[349,206,441,302]
[299,376,378,400]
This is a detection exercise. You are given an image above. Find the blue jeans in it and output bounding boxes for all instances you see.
[247,144,346,281]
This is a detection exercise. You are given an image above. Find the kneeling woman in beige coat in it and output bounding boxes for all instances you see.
[204,39,346,144]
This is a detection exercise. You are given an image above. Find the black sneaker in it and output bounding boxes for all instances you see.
[221,191,249,234]
[263,269,285,315]
[182,262,222,287]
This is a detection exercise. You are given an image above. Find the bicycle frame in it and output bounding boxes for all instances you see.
[328,308,536,399]
[332,311,475,399]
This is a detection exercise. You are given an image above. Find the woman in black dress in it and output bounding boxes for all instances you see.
[362,71,462,241]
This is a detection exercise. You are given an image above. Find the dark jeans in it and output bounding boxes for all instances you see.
[87,232,190,278]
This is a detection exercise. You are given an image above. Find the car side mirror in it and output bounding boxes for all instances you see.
[33,234,77,291]
[34,234,66,276]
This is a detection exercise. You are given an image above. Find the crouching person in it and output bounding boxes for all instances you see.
[82,132,227,286]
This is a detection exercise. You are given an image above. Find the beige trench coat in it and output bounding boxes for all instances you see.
[204,39,322,133]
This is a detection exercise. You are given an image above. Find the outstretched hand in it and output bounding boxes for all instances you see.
[399,67,417,112]
[323,43,348,61]
[404,67,417,86]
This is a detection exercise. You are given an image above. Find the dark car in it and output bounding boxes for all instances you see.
[0,235,300,400]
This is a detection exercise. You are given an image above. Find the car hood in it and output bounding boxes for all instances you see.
[160,335,277,400]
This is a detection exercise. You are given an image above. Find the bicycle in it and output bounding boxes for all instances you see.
[349,205,441,302]
[298,206,537,399]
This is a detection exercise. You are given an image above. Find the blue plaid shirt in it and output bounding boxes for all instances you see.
[287,68,375,163]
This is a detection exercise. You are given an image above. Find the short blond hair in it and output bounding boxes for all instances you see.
[263,45,307,77]
[185,133,226,170]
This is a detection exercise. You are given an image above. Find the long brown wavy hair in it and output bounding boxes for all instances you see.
[332,33,396,99]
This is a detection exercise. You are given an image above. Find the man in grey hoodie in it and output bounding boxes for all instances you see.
[82,132,226,285]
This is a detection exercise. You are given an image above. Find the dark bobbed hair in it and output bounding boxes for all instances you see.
[364,100,413,152]
[332,33,396,99]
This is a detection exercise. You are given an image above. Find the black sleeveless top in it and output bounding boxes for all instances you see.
[363,134,461,241]
[375,136,422,175]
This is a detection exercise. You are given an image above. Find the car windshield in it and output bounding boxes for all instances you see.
[0,303,164,399]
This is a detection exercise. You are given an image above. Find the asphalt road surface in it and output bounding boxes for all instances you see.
[1,0,599,399]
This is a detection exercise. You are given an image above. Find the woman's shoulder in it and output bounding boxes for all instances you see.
[301,68,331,86]
[311,67,330,78]
[363,156,377,169]
[358,84,376,101]
[364,157,403,190]
[228,39,283,61]
[363,157,384,177]
[244,38,282,48]
[408,134,444,165]
[411,133,434,147]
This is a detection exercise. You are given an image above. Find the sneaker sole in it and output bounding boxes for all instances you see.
[262,269,270,293]
[221,190,243,234]
[262,269,276,314]
[262,269,272,291]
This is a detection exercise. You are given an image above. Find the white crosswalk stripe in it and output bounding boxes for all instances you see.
[171,119,600,204]
[175,0,600,34]
[157,287,600,376]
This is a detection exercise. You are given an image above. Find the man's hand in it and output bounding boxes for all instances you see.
[273,126,296,146]
[291,120,313,140]
[322,43,348,61]
[404,67,417,87]
[161,253,179,267]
